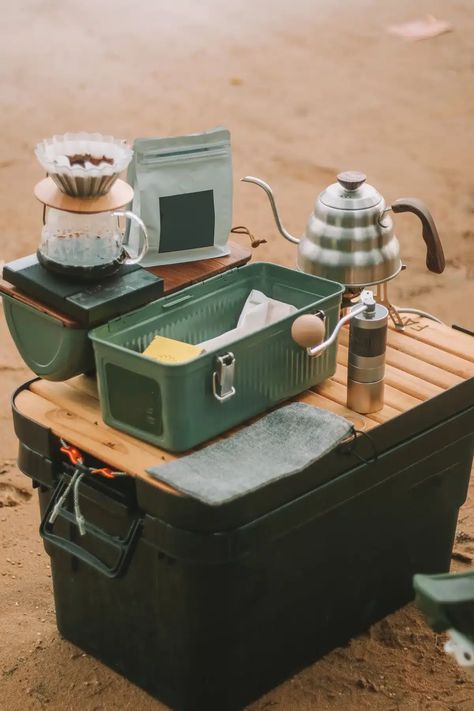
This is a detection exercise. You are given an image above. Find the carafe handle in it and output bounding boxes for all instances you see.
[113,210,149,266]
[391,198,445,274]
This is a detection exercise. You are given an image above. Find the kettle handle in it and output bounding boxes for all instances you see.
[391,198,445,274]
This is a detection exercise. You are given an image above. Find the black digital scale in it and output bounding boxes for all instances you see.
[2,254,164,328]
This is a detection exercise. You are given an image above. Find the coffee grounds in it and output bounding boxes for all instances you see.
[67,153,114,167]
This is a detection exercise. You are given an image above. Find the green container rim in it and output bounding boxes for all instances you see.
[89,262,344,370]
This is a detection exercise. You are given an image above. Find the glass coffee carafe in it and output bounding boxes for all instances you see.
[38,206,148,280]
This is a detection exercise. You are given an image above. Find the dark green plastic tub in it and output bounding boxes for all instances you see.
[11,373,474,711]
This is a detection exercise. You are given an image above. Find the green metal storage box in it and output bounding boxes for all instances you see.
[90,262,344,451]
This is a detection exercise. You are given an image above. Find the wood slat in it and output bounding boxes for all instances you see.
[331,361,424,412]
[22,385,179,494]
[313,378,399,425]
[339,326,474,380]
[30,379,104,422]
[297,390,380,431]
[336,344,444,401]
[67,374,381,431]
[30,379,178,465]
[383,362,443,400]
[339,328,463,390]
[387,328,474,379]
[67,374,100,399]
[396,318,474,363]
[384,345,462,390]
[0,280,80,328]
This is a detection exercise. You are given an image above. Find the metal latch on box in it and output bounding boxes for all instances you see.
[212,352,236,403]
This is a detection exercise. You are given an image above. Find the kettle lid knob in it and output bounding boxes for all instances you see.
[337,171,367,191]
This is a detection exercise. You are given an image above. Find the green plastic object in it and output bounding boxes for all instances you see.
[90,262,344,452]
[414,570,474,641]
[2,293,93,381]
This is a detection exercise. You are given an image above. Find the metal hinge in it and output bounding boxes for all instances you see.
[212,352,236,403]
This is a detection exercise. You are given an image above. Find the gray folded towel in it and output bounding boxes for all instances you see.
[146,403,352,506]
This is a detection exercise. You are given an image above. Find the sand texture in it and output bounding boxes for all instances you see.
[1,0,473,709]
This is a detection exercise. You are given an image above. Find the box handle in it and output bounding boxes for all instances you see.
[40,475,143,579]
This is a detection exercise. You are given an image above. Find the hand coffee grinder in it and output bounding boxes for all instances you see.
[292,289,389,414]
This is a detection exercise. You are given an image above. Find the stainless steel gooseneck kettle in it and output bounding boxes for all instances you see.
[242,171,445,289]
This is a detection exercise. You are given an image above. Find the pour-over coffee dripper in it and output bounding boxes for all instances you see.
[35,132,134,198]
[34,133,148,280]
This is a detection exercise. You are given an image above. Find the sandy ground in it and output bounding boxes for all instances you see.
[1,0,473,709]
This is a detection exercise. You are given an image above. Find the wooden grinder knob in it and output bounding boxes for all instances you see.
[291,314,326,348]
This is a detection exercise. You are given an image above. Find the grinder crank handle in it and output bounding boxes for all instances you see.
[391,198,445,274]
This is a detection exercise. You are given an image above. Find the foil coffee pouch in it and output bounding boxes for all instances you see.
[128,128,232,265]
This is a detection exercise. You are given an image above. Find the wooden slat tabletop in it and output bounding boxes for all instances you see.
[14,316,474,496]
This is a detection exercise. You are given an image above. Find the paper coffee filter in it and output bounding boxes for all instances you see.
[35,132,133,197]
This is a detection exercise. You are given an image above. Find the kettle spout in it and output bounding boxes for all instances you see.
[241,176,300,245]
